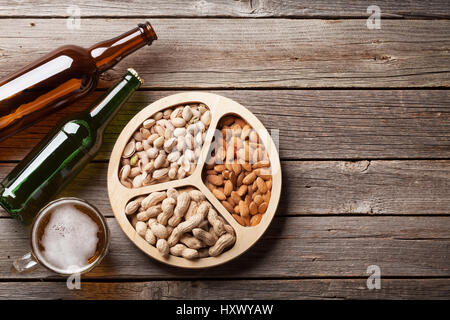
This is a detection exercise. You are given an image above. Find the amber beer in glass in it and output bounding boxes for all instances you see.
[13,197,110,276]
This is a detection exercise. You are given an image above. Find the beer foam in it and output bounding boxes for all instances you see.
[40,204,99,273]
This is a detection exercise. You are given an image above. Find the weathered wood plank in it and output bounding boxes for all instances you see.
[1,0,449,18]
[0,216,448,279]
[0,279,449,300]
[0,19,449,88]
[1,90,449,161]
[1,160,449,217]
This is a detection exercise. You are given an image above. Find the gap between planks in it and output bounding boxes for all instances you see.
[1,16,450,20]
[1,0,449,19]
[0,279,449,299]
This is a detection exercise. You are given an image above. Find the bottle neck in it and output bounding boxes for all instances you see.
[88,69,142,131]
[89,22,157,73]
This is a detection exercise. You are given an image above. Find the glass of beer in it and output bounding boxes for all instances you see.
[13,197,110,276]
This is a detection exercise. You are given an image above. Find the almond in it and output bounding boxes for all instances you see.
[256,177,268,193]
[252,180,258,191]
[258,201,268,214]
[206,174,223,186]
[229,171,237,186]
[239,200,249,217]
[230,191,241,204]
[245,194,251,206]
[231,123,242,136]
[237,172,245,187]
[247,186,254,198]
[214,164,226,172]
[221,116,235,127]
[233,214,246,226]
[249,202,258,215]
[226,146,235,162]
[229,136,239,152]
[266,179,272,190]
[231,162,242,175]
[222,170,230,180]
[237,185,248,197]
[242,171,257,185]
[212,188,226,201]
[254,168,272,180]
[206,182,215,192]
[240,124,252,140]
[254,194,263,206]
[225,162,233,172]
[221,200,234,213]
[252,160,270,169]
[249,130,259,143]
[206,157,215,168]
[242,162,252,172]
[234,118,247,129]
[250,213,262,226]
[263,190,271,203]
[216,146,226,161]
[224,180,233,196]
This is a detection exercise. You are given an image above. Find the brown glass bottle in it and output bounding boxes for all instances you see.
[0,22,157,142]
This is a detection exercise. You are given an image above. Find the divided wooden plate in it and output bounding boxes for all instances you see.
[107,92,281,268]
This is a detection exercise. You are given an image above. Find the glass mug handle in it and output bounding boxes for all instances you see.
[13,252,39,273]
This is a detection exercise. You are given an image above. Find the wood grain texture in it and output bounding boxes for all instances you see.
[0,216,448,279]
[0,90,449,161]
[1,279,449,300]
[0,19,449,88]
[2,159,449,217]
[1,0,449,18]
[0,6,449,300]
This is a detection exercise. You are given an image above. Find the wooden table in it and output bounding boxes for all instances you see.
[0,1,449,300]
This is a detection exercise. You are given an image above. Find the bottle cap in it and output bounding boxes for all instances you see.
[127,68,144,85]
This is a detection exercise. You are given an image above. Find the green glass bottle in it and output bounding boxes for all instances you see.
[0,69,142,224]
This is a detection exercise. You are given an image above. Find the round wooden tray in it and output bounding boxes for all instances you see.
[107,92,282,268]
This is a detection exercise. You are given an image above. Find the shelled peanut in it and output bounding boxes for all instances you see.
[126,187,236,259]
[119,103,211,188]
[204,115,272,227]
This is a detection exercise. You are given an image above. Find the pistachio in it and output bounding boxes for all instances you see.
[153,168,169,180]
[122,140,136,158]
[120,164,131,180]
[174,128,186,137]
[153,136,164,149]
[172,117,186,128]
[201,110,211,126]
[153,112,163,121]
[119,103,211,188]
[146,147,159,159]
[167,151,181,163]
[182,106,193,121]
[143,119,156,129]
[130,154,139,166]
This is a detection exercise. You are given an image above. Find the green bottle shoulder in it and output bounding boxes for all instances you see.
[61,116,101,148]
